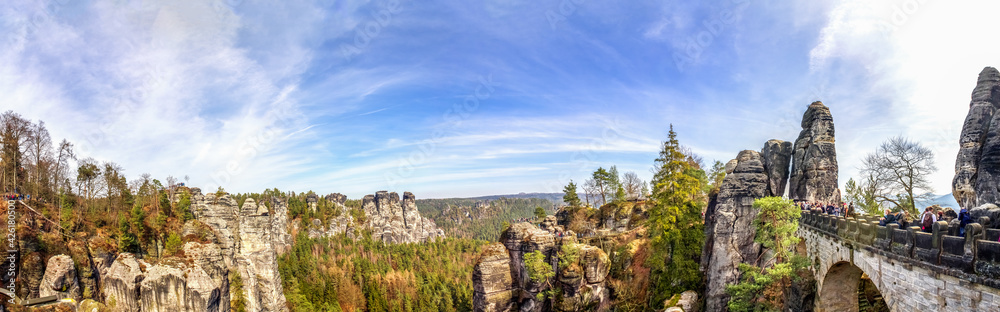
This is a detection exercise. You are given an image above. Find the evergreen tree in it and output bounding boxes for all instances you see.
[592,167,613,205]
[726,197,807,312]
[646,125,706,305]
[534,206,546,219]
[562,180,582,207]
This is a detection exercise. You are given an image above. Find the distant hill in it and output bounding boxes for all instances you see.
[916,193,960,210]
[466,192,565,206]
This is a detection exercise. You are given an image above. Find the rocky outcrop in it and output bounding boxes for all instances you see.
[269,198,291,255]
[761,139,793,197]
[472,243,516,312]
[364,191,445,244]
[39,254,80,299]
[190,188,239,268]
[955,67,1000,209]
[665,290,699,312]
[103,253,145,312]
[184,242,229,312]
[236,198,286,312]
[554,244,610,312]
[139,263,220,312]
[172,189,287,312]
[970,203,1000,229]
[325,193,347,205]
[703,150,769,312]
[473,221,610,312]
[789,101,841,204]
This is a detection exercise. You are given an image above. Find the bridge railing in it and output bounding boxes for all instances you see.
[800,209,1000,282]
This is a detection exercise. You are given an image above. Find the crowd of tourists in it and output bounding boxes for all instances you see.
[798,201,855,217]
[3,193,27,201]
[879,205,975,236]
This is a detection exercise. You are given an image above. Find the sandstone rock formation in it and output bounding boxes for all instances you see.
[472,220,610,312]
[93,192,289,312]
[789,101,841,204]
[184,242,229,312]
[325,193,347,205]
[970,203,1000,229]
[363,191,444,244]
[38,254,80,299]
[190,189,240,268]
[236,198,286,312]
[472,243,516,312]
[269,198,292,255]
[955,67,1000,209]
[139,263,220,312]
[702,150,770,312]
[664,290,699,312]
[103,253,145,312]
[761,139,793,197]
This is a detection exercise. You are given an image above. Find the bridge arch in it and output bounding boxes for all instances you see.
[817,261,868,312]
[798,212,1000,311]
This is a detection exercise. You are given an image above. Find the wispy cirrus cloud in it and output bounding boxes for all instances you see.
[8,0,998,199]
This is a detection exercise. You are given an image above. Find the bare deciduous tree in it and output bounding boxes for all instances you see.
[860,136,937,214]
[583,178,600,207]
[53,139,75,194]
[622,171,644,200]
[1,111,32,193]
[25,121,53,197]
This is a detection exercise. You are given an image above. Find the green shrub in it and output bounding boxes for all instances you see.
[164,233,183,256]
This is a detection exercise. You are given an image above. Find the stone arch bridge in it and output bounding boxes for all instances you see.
[798,210,1000,311]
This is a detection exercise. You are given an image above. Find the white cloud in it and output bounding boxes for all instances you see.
[0,0,327,192]
[810,0,1000,197]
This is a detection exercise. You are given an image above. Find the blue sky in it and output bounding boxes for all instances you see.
[2,0,998,199]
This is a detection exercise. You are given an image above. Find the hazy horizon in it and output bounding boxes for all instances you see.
[3,1,998,199]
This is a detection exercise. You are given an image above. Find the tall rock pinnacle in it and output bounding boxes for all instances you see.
[954,67,1000,208]
[789,101,841,204]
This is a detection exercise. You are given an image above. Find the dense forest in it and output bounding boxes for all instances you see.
[279,232,487,312]
[417,197,553,241]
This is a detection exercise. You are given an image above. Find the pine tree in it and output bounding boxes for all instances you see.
[726,197,807,312]
[562,180,582,207]
[646,125,706,304]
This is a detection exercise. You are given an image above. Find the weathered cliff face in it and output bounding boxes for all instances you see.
[472,221,611,312]
[269,198,292,255]
[139,263,220,312]
[103,253,145,312]
[970,203,1000,229]
[703,150,770,312]
[789,101,841,204]
[190,189,240,268]
[472,243,517,312]
[184,242,229,312]
[39,254,80,300]
[761,139,793,197]
[325,193,347,205]
[96,194,288,312]
[363,191,445,244]
[955,67,1000,209]
[236,198,286,312]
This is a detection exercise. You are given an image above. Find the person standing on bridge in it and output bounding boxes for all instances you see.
[958,207,972,236]
[920,207,937,233]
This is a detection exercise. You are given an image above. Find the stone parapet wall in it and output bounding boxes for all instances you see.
[800,211,1000,311]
